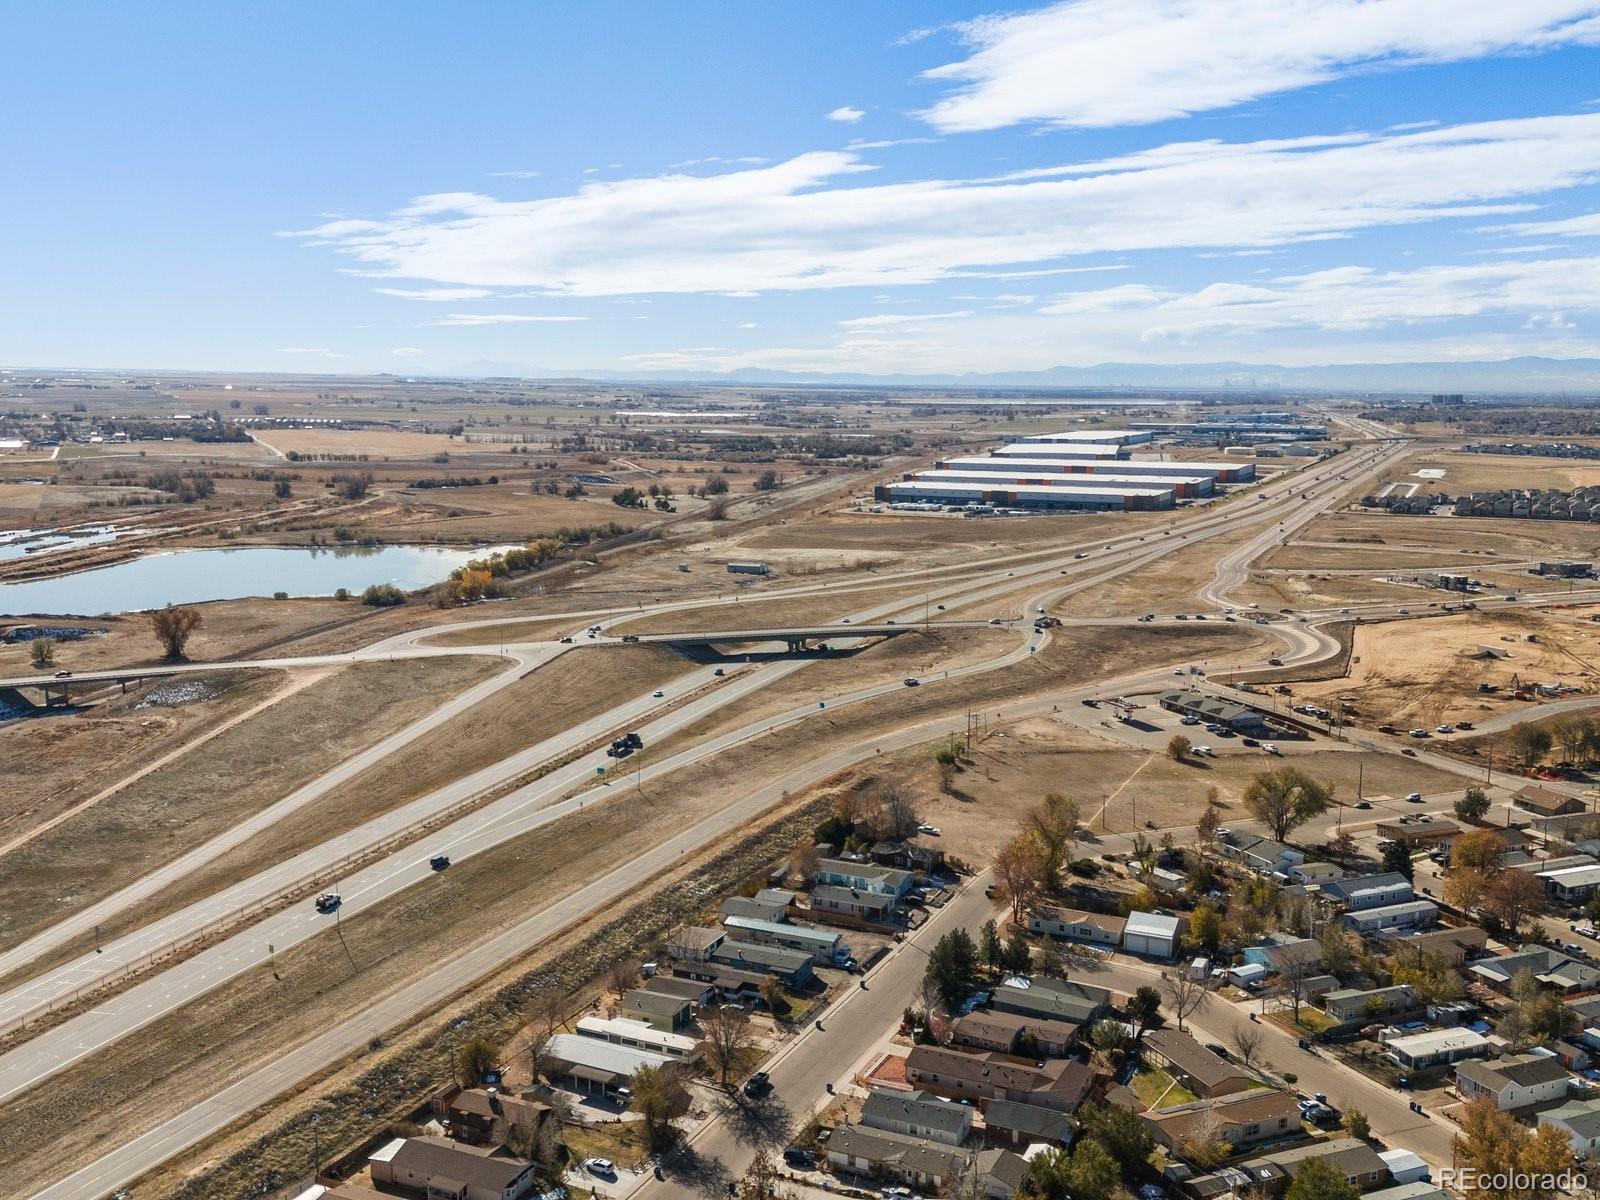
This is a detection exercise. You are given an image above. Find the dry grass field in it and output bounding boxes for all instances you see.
[0,669,282,848]
[1381,449,1600,494]
[251,428,465,459]
[0,655,499,962]
[862,718,1468,864]
[1290,609,1600,729]
[79,647,699,962]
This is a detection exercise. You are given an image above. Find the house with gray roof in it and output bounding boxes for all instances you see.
[973,1148,1030,1199]
[982,1099,1075,1149]
[1539,1097,1600,1157]
[709,939,815,985]
[1473,946,1600,994]
[825,1126,965,1190]
[991,977,1111,1024]
[1456,1053,1570,1111]
[860,1088,973,1146]
[1320,872,1414,911]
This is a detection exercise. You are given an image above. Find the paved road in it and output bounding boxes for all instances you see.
[636,877,1002,1200]
[14,438,1425,1195]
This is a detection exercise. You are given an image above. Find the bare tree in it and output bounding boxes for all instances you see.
[1163,970,1211,1033]
[699,1005,754,1088]
[788,841,821,884]
[1175,1104,1229,1170]
[1273,955,1321,1024]
[150,605,202,660]
[528,987,568,1039]
[521,1028,552,1086]
[1230,1024,1264,1073]
[877,785,921,841]
[606,959,640,998]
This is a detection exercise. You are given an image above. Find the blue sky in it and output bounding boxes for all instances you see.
[5,1,1600,376]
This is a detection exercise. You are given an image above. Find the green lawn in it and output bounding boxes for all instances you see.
[1130,1066,1199,1109]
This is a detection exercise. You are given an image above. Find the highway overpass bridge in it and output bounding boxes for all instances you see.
[621,621,972,654]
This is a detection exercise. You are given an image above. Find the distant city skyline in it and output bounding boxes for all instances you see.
[5,1,1600,377]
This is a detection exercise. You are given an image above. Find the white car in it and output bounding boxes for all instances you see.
[1262,743,1281,756]
[653,689,665,698]
[1193,745,1214,757]
[919,824,941,836]
[583,1158,616,1178]
[1405,791,1423,803]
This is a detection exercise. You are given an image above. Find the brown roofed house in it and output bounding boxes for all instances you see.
[1142,1028,1251,1097]
[369,1135,538,1200]
[1141,1089,1301,1154]
[1514,784,1585,817]
[951,1010,1079,1057]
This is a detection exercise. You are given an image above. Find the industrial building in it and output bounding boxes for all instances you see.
[907,468,1214,498]
[1017,429,1155,446]
[874,479,1174,512]
[990,441,1127,459]
[989,444,1257,481]
[1128,419,1328,439]
[938,454,1255,483]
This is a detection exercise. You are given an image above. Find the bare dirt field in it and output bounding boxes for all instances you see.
[1289,610,1600,729]
[0,655,500,960]
[420,615,586,646]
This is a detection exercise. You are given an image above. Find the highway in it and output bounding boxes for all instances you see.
[3,433,1489,1198]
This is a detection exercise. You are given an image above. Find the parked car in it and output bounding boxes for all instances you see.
[583,1158,616,1178]
[743,1071,772,1098]
[783,1147,815,1170]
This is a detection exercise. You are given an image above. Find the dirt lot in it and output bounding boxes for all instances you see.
[1289,610,1600,729]
[0,655,500,962]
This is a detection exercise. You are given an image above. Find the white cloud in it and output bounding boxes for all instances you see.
[623,254,1600,374]
[373,286,493,301]
[430,313,588,326]
[838,310,975,328]
[917,0,1600,132]
[276,346,343,356]
[826,106,866,123]
[391,346,427,357]
[291,114,1600,298]
[670,155,771,168]
[1499,210,1600,237]
[489,170,542,179]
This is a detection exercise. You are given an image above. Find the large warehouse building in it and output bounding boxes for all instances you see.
[943,454,1256,484]
[909,467,1214,498]
[1018,429,1156,447]
[989,441,1127,459]
[937,454,1247,482]
[875,479,1174,511]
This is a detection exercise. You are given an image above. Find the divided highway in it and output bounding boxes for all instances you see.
[7,437,1423,1199]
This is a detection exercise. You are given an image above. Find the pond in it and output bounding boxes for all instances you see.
[0,543,495,616]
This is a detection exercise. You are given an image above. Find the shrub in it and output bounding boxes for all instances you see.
[1068,858,1102,878]
[361,583,406,607]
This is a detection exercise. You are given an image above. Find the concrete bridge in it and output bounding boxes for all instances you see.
[622,621,965,654]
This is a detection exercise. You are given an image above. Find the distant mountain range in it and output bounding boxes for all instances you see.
[439,355,1600,393]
